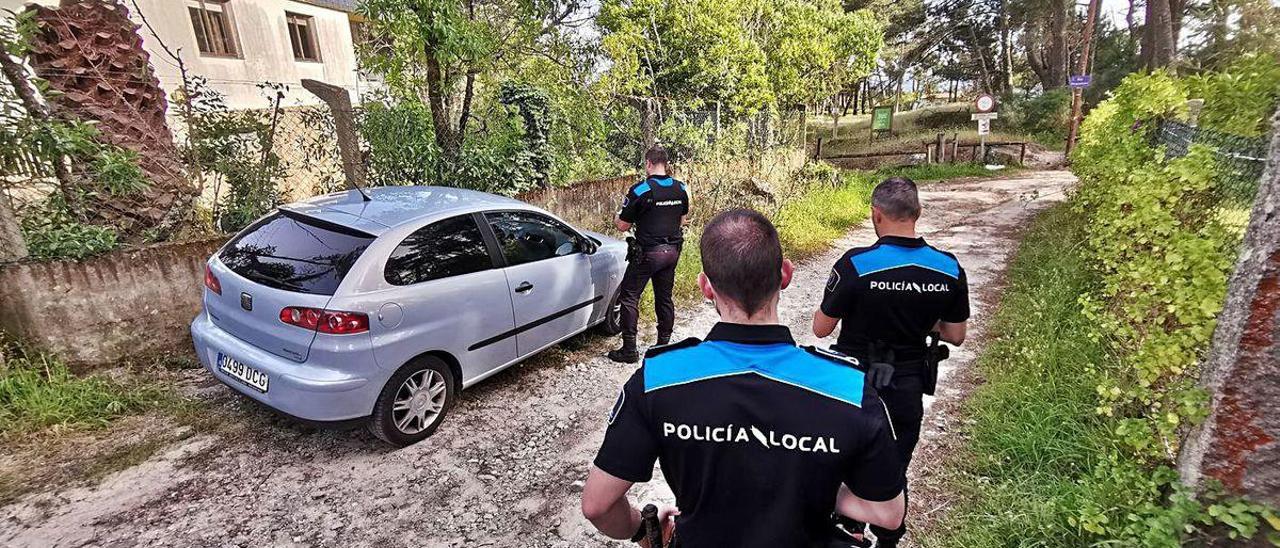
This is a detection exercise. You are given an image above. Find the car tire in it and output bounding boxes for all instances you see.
[597,288,624,336]
[368,356,456,447]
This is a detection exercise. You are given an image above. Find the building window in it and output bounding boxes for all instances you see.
[286,12,320,61]
[188,0,239,57]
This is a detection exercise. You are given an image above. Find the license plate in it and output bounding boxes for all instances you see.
[217,353,269,393]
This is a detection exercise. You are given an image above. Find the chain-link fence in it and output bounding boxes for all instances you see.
[1156,120,1268,207]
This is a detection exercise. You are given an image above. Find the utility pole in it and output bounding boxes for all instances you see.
[1065,0,1102,155]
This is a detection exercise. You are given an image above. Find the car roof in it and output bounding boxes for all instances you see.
[280,186,533,235]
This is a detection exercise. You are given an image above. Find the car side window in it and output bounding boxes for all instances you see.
[485,211,582,267]
[385,214,494,285]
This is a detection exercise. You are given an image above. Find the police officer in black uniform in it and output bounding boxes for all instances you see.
[583,209,906,547]
[608,146,691,363]
[812,177,969,547]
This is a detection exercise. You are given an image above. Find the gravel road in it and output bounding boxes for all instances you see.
[0,170,1074,548]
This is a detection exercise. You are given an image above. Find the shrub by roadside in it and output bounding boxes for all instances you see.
[924,60,1280,547]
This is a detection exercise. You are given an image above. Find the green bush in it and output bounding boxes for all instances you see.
[20,196,119,260]
[361,100,441,187]
[1185,53,1280,137]
[1004,88,1072,141]
[929,65,1280,547]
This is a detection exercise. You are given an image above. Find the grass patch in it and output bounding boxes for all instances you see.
[775,174,876,259]
[918,203,1117,546]
[0,341,166,438]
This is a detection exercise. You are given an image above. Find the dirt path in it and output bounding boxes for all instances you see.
[0,170,1074,548]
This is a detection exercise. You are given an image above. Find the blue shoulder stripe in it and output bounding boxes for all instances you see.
[851,244,960,279]
[633,181,651,196]
[654,176,675,187]
[644,341,864,407]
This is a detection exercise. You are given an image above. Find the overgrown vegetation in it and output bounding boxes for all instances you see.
[0,340,164,438]
[1,11,151,259]
[176,79,288,233]
[926,59,1280,546]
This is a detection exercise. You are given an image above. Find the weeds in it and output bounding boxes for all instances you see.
[0,341,165,438]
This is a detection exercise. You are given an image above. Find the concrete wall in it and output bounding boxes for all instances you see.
[0,236,226,367]
[0,0,373,110]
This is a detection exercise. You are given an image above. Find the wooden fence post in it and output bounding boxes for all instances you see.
[1178,107,1280,510]
[301,79,367,191]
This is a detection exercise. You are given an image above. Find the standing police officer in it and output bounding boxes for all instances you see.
[583,209,906,547]
[608,146,691,363]
[811,177,969,548]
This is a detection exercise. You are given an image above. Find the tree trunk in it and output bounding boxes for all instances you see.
[998,0,1013,94]
[969,25,994,93]
[1142,0,1177,69]
[424,51,461,167]
[1127,0,1140,44]
[1046,0,1069,88]
[893,71,904,113]
[1024,29,1054,90]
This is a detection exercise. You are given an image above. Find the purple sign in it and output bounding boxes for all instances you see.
[1069,75,1092,88]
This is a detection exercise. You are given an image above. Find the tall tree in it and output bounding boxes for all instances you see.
[358,0,585,169]
[1142,0,1178,69]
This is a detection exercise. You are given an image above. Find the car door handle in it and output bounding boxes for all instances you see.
[514,281,534,293]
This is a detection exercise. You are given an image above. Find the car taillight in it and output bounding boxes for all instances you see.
[279,307,369,335]
[204,264,222,295]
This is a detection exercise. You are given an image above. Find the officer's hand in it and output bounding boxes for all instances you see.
[637,505,680,547]
[866,361,895,390]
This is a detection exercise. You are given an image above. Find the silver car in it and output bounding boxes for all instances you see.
[191,186,627,445]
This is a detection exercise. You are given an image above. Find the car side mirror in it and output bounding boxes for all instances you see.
[580,239,598,254]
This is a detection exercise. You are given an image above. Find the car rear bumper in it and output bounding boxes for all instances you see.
[191,312,379,422]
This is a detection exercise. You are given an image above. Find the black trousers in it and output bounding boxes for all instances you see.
[618,246,680,340]
[867,378,924,543]
[833,362,926,544]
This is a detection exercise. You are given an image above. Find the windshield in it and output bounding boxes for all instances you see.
[219,211,375,295]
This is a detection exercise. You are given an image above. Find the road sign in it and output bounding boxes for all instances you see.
[871,106,893,131]
[975,93,996,113]
[977,118,991,136]
[1069,75,1092,88]
[971,112,999,121]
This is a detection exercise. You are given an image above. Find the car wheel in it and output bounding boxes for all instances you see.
[368,356,456,446]
[597,288,624,336]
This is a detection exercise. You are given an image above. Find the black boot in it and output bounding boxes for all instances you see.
[608,335,639,363]
[656,333,672,346]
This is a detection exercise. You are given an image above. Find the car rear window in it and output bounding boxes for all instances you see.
[219,210,376,295]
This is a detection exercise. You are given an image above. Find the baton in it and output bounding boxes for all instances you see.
[641,504,662,548]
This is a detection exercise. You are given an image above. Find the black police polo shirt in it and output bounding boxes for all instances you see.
[618,176,690,248]
[592,323,903,548]
[821,235,970,361]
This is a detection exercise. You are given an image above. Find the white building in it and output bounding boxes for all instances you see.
[1,0,375,110]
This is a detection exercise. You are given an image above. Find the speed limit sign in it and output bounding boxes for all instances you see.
[975,93,996,113]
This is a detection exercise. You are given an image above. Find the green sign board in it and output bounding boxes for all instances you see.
[871,106,894,132]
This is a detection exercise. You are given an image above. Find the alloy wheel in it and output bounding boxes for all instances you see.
[391,369,448,434]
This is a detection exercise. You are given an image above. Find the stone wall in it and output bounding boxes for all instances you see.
[0,236,226,368]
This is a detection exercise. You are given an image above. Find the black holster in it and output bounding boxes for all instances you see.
[923,332,950,396]
[625,236,642,263]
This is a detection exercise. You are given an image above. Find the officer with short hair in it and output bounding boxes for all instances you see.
[812,176,969,547]
[608,145,691,363]
[583,209,906,548]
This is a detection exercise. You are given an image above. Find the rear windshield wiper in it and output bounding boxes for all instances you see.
[241,269,310,292]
